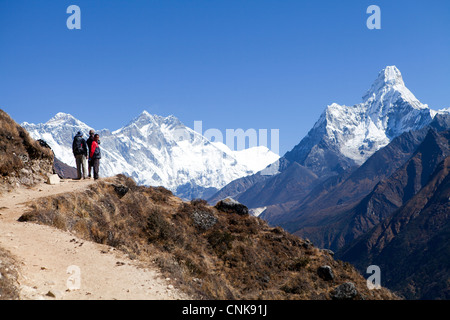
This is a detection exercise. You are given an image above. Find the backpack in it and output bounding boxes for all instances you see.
[73,136,85,155]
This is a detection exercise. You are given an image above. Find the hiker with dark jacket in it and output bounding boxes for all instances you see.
[89,134,101,180]
[72,131,88,180]
[86,129,97,178]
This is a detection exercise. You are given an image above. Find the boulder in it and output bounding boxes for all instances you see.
[112,184,129,198]
[215,198,249,216]
[317,265,334,281]
[331,282,358,300]
[191,209,218,231]
[46,174,60,185]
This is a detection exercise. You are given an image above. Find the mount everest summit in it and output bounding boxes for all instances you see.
[23,111,279,200]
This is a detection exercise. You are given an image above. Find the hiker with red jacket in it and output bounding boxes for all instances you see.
[89,133,101,180]
[86,129,98,178]
[72,131,88,180]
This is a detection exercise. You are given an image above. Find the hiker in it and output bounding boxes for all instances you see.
[89,133,101,180]
[72,131,88,179]
[86,129,96,178]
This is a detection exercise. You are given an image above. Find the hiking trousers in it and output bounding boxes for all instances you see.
[75,154,87,179]
[92,158,100,180]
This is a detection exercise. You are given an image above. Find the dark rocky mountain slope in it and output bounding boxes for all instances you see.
[337,156,450,300]
[287,128,450,251]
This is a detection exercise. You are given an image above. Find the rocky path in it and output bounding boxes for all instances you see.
[0,178,189,300]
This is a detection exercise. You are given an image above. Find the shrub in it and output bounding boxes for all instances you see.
[280,275,311,295]
[289,257,311,271]
[146,207,172,242]
[207,230,235,256]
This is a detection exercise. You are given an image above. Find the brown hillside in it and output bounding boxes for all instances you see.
[19,174,399,300]
[0,109,54,194]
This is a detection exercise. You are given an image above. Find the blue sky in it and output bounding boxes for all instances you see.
[0,0,449,155]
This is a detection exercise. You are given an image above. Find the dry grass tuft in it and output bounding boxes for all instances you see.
[0,247,21,300]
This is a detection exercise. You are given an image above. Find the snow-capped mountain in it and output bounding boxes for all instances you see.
[209,65,449,208]
[22,111,279,199]
[284,66,446,175]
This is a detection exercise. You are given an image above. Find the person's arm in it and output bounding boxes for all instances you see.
[90,141,97,159]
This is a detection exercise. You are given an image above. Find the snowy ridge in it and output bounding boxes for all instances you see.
[23,111,280,199]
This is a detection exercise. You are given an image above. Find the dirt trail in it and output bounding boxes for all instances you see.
[0,178,189,300]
